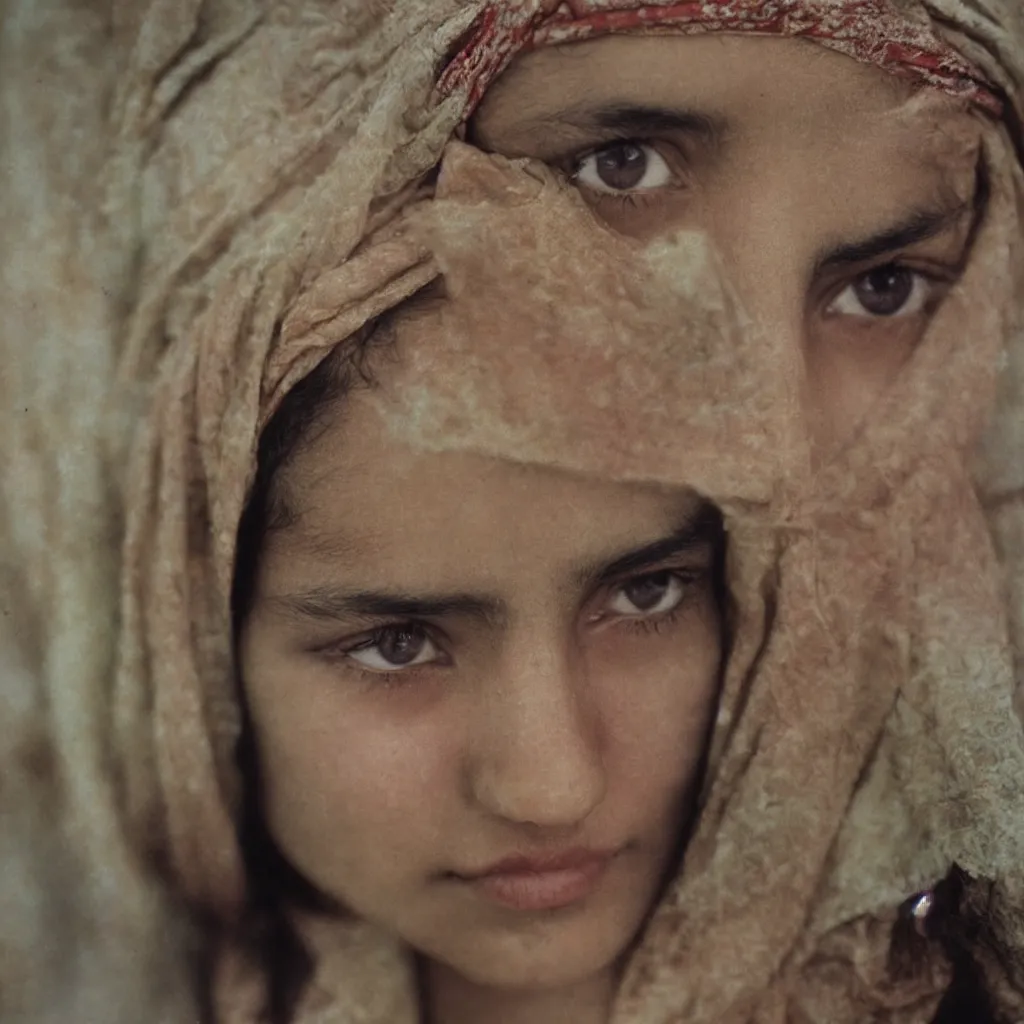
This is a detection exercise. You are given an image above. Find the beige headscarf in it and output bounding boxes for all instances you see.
[2,1,1024,1022]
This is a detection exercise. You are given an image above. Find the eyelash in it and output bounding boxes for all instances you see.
[314,566,703,686]
[589,191,664,213]
[821,262,955,320]
[622,601,687,636]
[316,625,445,688]
[567,136,684,198]
[351,668,413,688]
[564,137,962,316]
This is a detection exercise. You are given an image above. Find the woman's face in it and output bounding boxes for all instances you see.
[239,378,723,991]
[473,34,983,455]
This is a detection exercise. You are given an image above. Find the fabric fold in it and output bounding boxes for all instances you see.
[3,1,1024,1022]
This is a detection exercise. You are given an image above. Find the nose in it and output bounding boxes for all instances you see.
[467,635,607,829]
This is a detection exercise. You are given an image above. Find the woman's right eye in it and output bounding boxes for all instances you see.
[573,141,674,194]
[344,624,440,673]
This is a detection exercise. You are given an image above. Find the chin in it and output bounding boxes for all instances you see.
[432,909,636,991]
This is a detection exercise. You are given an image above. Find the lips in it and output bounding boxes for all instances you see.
[459,848,614,911]
[471,848,610,877]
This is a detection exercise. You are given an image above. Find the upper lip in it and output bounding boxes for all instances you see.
[463,847,613,879]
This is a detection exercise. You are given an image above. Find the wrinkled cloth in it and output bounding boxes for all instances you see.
[2,2,1024,1023]
[438,0,1005,114]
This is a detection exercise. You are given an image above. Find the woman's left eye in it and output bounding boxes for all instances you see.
[606,571,687,617]
[573,141,674,194]
[827,265,939,319]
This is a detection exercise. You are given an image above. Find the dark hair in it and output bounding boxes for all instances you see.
[233,341,372,628]
[229,326,396,1024]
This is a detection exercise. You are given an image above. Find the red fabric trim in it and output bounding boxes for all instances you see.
[438,0,1003,117]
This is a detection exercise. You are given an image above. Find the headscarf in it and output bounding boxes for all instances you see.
[438,0,1007,114]
[2,1,1023,1022]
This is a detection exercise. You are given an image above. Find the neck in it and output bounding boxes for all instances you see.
[422,960,616,1024]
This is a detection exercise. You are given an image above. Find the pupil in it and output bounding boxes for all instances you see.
[853,266,914,316]
[595,143,648,191]
[624,571,671,611]
[379,627,425,665]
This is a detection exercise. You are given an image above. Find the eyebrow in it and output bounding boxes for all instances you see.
[813,201,974,275]
[483,102,727,156]
[573,506,721,589]
[268,587,506,626]
[561,103,725,142]
[267,509,720,626]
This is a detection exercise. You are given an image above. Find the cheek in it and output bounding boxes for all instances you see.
[244,656,458,891]
[803,316,922,454]
[589,605,722,792]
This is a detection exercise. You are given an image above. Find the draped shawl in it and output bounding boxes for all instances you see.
[2,1,1023,1021]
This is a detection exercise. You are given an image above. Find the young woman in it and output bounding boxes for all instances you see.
[3,1,1023,1023]
[232,294,730,1024]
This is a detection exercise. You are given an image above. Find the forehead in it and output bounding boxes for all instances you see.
[478,33,908,122]
[262,379,704,581]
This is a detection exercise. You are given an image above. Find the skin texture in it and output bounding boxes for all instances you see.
[239,374,724,1024]
[473,34,984,459]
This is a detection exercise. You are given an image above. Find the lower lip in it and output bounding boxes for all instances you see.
[470,858,610,911]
